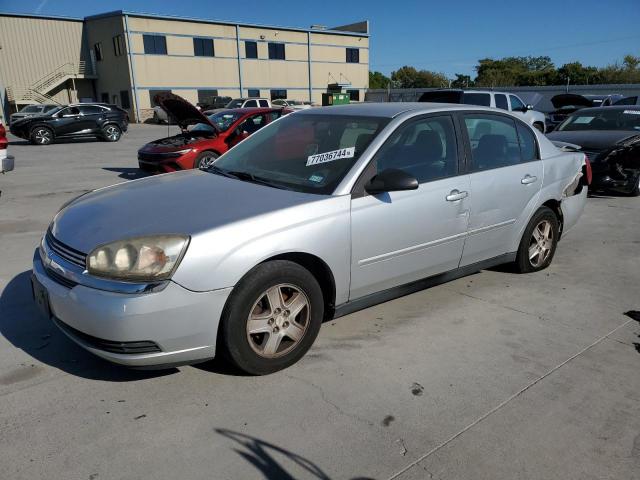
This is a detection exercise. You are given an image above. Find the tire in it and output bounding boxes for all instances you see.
[533,122,545,133]
[102,124,122,142]
[514,206,560,273]
[623,175,640,197]
[194,151,219,169]
[30,126,54,145]
[219,260,324,375]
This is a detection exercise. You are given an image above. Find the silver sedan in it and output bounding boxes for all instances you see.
[32,103,589,374]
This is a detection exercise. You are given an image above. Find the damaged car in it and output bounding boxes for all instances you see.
[546,94,623,131]
[547,105,640,196]
[138,93,290,172]
[32,103,588,375]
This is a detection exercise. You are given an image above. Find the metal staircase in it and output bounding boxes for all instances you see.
[6,61,95,106]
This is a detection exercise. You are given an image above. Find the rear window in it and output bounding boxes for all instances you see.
[462,93,491,107]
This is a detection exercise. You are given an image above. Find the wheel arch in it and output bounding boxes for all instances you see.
[259,252,337,320]
[541,198,564,237]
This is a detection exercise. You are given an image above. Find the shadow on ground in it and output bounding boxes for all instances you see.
[102,167,150,180]
[215,429,375,480]
[0,270,176,382]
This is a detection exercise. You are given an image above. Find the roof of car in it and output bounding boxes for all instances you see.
[294,102,489,118]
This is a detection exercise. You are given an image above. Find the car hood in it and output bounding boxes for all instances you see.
[550,94,594,109]
[51,170,326,253]
[546,130,640,150]
[155,92,218,132]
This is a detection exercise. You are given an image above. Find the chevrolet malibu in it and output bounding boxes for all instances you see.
[32,103,589,375]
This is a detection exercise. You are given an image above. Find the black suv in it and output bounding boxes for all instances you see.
[10,103,129,145]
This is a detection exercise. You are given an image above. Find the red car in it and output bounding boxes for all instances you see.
[138,93,291,172]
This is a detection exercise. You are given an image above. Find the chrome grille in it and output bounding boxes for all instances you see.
[45,229,87,268]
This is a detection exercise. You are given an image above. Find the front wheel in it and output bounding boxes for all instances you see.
[219,260,324,375]
[514,206,559,273]
[194,151,219,169]
[30,126,54,145]
[102,124,122,142]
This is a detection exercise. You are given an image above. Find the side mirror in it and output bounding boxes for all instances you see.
[525,104,534,111]
[364,168,418,195]
[1,155,15,173]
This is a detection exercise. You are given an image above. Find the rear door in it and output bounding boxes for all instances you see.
[78,105,106,133]
[350,114,470,299]
[459,112,543,265]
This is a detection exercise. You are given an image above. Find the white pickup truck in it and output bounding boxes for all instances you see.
[419,89,547,133]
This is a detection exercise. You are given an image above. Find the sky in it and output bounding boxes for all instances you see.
[1,0,639,77]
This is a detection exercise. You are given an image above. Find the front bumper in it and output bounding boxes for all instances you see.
[33,250,232,367]
[137,151,192,173]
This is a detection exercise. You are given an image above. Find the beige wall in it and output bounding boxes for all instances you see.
[85,16,134,115]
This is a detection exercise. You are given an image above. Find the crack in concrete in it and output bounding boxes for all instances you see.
[386,318,634,480]
[285,374,374,427]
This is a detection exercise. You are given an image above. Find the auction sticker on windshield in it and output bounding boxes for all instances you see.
[307,147,355,166]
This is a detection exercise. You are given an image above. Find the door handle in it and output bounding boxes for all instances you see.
[446,189,468,202]
[521,174,538,184]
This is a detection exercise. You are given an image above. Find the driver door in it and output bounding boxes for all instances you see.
[52,106,82,136]
[349,114,471,300]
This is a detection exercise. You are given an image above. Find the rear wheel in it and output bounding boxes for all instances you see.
[194,151,219,169]
[102,124,122,142]
[515,206,559,273]
[219,260,324,375]
[30,126,53,145]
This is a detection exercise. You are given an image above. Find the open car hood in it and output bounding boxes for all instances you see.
[550,94,594,109]
[154,92,218,132]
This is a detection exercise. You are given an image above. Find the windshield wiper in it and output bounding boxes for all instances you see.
[206,165,238,178]
[225,170,292,190]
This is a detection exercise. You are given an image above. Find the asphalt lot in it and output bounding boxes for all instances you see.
[0,124,639,480]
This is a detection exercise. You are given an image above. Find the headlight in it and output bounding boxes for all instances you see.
[87,235,189,282]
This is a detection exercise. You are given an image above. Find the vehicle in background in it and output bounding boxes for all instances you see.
[37,103,588,374]
[1,121,14,174]
[547,105,640,196]
[10,104,58,125]
[272,99,313,110]
[613,96,640,106]
[226,98,271,109]
[9,103,128,145]
[138,93,290,172]
[419,89,546,132]
[152,105,173,124]
[546,94,624,131]
[196,96,232,111]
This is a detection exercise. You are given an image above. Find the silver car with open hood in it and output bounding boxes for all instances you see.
[32,103,588,374]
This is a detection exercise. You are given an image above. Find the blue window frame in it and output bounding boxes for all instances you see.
[346,48,359,63]
[143,35,167,55]
[245,41,258,59]
[268,43,285,60]
[193,37,214,57]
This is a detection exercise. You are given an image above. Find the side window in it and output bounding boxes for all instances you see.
[258,100,269,107]
[79,105,103,115]
[244,100,258,107]
[240,114,267,134]
[269,110,282,122]
[372,115,458,184]
[94,43,103,61]
[143,35,167,55]
[464,114,521,171]
[60,107,80,116]
[613,96,637,106]
[245,41,258,59]
[516,123,538,162]
[495,94,508,110]
[509,95,525,111]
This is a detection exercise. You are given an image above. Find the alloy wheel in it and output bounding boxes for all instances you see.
[105,126,120,141]
[198,154,217,169]
[34,128,51,144]
[528,219,553,268]
[246,284,310,358]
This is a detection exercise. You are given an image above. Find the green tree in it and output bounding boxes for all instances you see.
[368,71,391,89]
[390,66,449,88]
[451,74,473,88]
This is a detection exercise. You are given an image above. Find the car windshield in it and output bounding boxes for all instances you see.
[226,99,244,108]
[206,111,243,131]
[557,109,640,132]
[210,113,389,194]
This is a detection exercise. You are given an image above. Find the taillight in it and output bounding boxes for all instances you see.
[583,154,592,185]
